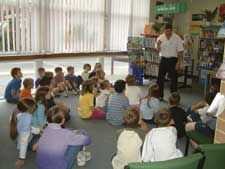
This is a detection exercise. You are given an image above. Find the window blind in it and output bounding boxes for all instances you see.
[0,0,150,54]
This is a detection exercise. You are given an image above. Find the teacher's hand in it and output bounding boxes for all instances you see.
[175,63,181,71]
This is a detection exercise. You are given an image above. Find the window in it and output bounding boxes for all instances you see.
[0,0,150,54]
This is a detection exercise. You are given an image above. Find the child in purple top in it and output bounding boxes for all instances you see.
[36,105,91,169]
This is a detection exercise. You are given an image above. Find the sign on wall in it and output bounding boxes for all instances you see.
[155,2,187,15]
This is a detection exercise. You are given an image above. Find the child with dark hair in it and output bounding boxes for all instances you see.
[168,93,187,138]
[4,67,23,103]
[65,66,83,95]
[185,92,217,137]
[36,105,91,169]
[78,80,106,119]
[19,78,34,100]
[142,108,182,162]
[140,84,160,124]
[187,92,216,122]
[53,67,68,97]
[112,108,147,169]
[35,68,45,88]
[106,80,129,126]
[10,98,36,169]
[125,74,142,106]
[82,64,91,81]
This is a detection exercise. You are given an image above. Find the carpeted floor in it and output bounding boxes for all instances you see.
[0,79,203,169]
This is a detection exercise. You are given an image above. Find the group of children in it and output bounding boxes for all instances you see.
[5,62,220,169]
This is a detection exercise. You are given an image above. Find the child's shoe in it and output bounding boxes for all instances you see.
[62,90,68,97]
[72,89,78,95]
[77,151,86,166]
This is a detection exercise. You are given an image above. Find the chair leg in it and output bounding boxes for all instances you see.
[185,137,190,156]
[197,156,205,169]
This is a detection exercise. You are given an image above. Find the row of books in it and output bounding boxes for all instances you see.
[127,36,158,50]
[128,50,160,67]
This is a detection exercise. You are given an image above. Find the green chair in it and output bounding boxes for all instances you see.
[125,153,205,169]
[199,144,225,169]
[185,131,214,156]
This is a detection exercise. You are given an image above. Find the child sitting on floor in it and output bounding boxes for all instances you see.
[5,67,23,103]
[106,80,129,126]
[142,108,183,162]
[140,84,160,124]
[19,78,34,100]
[65,66,83,95]
[35,67,45,88]
[95,69,105,83]
[30,87,49,151]
[78,80,106,119]
[89,63,105,79]
[96,80,112,112]
[168,93,188,138]
[125,74,142,107]
[185,92,217,138]
[112,108,147,169]
[187,92,216,122]
[81,64,91,81]
[53,67,68,97]
[10,98,36,169]
[36,105,91,169]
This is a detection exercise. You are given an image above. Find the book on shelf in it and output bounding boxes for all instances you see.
[127,36,143,50]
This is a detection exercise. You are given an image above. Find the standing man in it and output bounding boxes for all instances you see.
[156,24,184,101]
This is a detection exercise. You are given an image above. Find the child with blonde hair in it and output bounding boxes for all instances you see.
[19,78,34,100]
[112,108,147,169]
[89,63,105,79]
[125,74,142,106]
[140,84,160,124]
[96,80,113,111]
[142,108,182,162]
[10,98,36,169]
[78,80,106,119]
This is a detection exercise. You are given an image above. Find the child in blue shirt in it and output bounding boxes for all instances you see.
[4,67,23,103]
[65,66,83,94]
[10,98,36,169]
[140,84,160,124]
[35,67,45,88]
[106,80,129,126]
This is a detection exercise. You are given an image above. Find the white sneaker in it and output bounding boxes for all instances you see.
[84,151,91,161]
[77,151,86,167]
[72,89,78,95]
[62,91,68,97]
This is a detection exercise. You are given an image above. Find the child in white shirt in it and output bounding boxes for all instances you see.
[112,108,147,169]
[142,108,182,162]
[96,80,113,111]
[81,64,91,81]
[125,75,142,106]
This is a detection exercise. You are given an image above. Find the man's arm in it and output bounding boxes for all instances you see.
[176,51,183,71]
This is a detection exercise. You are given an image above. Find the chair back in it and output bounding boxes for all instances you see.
[200,144,225,169]
[125,153,205,169]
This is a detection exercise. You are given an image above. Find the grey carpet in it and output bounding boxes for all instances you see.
[0,80,203,169]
